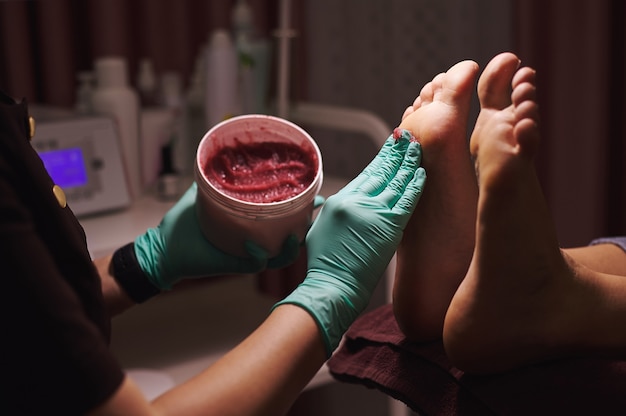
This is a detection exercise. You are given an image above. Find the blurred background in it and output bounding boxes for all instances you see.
[1,0,625,247]
[1,1,624,415]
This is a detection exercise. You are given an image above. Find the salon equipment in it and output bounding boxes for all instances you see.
[31,111,131,217]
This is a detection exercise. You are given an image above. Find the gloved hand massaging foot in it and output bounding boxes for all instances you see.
[275,129,426,355]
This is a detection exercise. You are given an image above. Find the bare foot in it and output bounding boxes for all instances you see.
[392,60,479,340]
[443,52,609,374]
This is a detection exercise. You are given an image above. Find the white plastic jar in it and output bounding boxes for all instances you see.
[194,114,323,257]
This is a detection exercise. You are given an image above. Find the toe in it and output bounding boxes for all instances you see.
[419,81,435,105]
[401,105,414,121]
[511,82,537,106]
[477,52,521,110]
[440,60,479,102]
[514,117,540,157]
[515,100,540,127]
[412,95,422,109]
[512,66,536,88]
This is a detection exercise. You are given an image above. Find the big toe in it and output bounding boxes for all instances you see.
[438,60,479,105]
[477,52,521,110]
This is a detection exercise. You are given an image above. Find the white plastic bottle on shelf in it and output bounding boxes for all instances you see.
[232,0,255,114]
[205,29,239,129]
[231,0,271,114]
[136,58,159,107]
[182,53,207,170]
[92,56,142,199]
[161,71,191,176]
[75,71,95,114]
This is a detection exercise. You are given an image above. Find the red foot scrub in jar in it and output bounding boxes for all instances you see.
[195,114,323,257]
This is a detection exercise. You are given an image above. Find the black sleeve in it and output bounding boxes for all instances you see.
[0,93,125,415]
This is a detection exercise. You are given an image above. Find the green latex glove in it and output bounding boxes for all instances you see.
[274,129,426,355]
[134,182,301,289]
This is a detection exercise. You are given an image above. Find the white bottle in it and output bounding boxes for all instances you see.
[136,58,159,107]
[157,75,184,201]
[183,54,207,170]
[92,57,142,199]
[75,71,95,114]
[205,29,239,129]
[161,71,191,175]
[232,0,256,114]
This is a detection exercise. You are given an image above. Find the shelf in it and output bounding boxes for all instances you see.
[80,192,179,259]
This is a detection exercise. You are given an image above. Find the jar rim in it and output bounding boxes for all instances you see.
[194,114,324,218]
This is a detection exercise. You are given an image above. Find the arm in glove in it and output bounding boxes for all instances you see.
[274,129,426,355]
[133,182,301,290]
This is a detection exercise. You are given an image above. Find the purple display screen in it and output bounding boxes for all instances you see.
[39,147,88,188]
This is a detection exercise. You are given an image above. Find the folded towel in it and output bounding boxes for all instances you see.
[328,304,626,416]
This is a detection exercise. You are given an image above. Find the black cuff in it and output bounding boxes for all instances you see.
[111,242,160,303]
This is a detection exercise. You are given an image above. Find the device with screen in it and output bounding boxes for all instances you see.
[39,147,89,188]
[31,115,131,217]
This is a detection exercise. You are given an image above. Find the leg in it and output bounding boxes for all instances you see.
[393,60,479,340]
[565,243,626,276]
[444,52,626,374]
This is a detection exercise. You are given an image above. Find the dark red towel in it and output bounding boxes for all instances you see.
[328,304,626,416]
